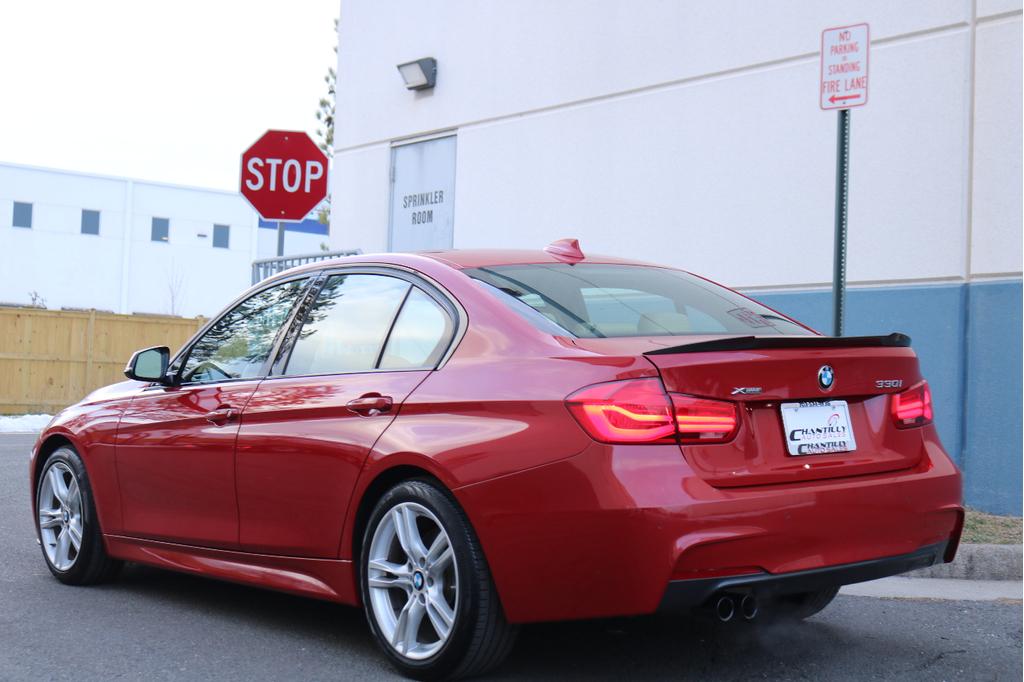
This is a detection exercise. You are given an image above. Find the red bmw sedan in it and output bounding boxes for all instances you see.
[30,240,962,679]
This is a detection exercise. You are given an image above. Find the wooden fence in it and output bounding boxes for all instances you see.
[0,307,205,414]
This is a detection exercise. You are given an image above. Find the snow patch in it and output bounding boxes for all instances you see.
[0,414,53,433]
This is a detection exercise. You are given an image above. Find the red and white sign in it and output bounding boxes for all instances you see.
[240,130,328,221]
[820,23,869,110]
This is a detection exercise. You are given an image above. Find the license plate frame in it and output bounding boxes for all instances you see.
[780,400,857,456]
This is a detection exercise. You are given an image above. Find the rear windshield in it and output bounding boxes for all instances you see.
[466,264,812,338]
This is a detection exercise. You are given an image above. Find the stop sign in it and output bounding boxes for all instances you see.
[240,130,328,221]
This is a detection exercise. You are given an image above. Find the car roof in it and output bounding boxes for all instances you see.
[415,248,657,269]
[262,245,667,285]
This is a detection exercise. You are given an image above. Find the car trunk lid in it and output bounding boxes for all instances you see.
[641,334,928,487]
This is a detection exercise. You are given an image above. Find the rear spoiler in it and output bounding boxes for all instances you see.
[643,332,912,355]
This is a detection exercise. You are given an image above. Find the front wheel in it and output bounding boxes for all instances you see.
[360,479,517,680]
[35,447,121,584]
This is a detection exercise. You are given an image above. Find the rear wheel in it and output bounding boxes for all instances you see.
[36,447,121,585]
[360,479,517,680]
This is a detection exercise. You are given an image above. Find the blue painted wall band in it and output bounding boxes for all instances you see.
[749,280,1022,516]
[257,217,330,235]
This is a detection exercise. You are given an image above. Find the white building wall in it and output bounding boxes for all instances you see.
[330,0,1022,290]
[971,9,1023,277]
[327,1,1023,514]
[126,182,258,316]
[0,165,127,313]
[0,163,261,317]
[330,144,391,253]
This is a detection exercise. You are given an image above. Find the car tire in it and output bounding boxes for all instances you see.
[35,447,122,585]
[765,586,840,621]
[359,479,517,680]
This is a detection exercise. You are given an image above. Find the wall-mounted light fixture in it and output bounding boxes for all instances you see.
[397,57,437,90]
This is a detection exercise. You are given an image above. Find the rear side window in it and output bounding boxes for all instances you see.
[380,288,452,369]
[285,274,410,376]
[466,263,810,338]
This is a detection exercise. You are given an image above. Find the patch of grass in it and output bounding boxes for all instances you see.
[962,509,1022,545]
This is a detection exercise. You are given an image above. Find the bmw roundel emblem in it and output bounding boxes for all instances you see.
[818,365,835,391]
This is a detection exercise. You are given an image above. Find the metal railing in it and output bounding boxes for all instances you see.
[251,249,363,284]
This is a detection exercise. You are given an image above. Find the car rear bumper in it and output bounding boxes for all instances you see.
[658,541,948,611]
[455,431,963,624]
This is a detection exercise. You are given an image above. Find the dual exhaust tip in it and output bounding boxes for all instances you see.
[715,593,758,622]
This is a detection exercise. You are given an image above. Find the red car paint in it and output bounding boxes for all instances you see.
[30,249,963,623]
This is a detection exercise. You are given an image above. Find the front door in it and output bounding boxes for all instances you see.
[235,271,456,557]
[115,277,308,547]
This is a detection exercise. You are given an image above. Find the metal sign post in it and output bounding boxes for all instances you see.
[832,109,851,336]
[820,23,869,337]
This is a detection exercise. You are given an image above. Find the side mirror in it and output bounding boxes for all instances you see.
[124,346,171,384]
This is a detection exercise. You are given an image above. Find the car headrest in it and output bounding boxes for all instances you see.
[637,311,691,335]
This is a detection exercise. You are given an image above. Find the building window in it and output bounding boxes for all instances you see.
[213,224,230,249]
[151,217,169,242]
[12,202,32,228]
[81,209,100,235]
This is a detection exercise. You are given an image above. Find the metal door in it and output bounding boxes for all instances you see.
[389,135,456,251]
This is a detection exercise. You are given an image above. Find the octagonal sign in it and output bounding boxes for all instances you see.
[240,130,328,221]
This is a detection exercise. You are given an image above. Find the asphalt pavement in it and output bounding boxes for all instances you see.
[1,432,1020,681]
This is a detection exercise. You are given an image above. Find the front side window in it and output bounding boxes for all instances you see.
[13,202,32,228]
[179,279,306,383]
[151,217,169,242]
[467,263,812,338]
[285,274,411,376]
[81,209,100,235]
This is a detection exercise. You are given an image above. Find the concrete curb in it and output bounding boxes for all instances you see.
[906,543,1022,581]
[843,576,1023,601]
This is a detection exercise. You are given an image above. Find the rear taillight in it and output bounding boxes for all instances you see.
[565,379,676,443]
[566,379,739,444]
[891,380,933,428]
[670,394,739,443]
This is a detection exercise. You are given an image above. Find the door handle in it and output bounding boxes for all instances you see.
[346,394,393,416]
[205,406,236,425]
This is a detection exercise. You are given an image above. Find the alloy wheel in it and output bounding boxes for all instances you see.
[38,462,83,571]
[367,502,459,660]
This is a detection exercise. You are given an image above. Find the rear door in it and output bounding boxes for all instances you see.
[235,269,457,557]
[116,277,309,547]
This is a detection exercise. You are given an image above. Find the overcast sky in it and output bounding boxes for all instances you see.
[0,1,338,191]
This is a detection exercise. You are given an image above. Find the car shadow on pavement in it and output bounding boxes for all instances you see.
[114,563,376,644]
[495,612,847,681]
[109,563,849,681]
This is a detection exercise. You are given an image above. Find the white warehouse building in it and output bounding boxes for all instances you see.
[0,162,331,317]
[329,2,1023,514]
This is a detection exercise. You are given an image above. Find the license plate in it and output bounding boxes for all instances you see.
[780,400,856,456]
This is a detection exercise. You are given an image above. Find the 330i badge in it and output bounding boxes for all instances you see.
[30,240,962,680]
